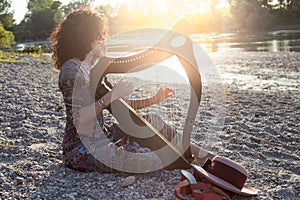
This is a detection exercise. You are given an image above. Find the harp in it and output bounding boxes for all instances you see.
[89,18,202,171]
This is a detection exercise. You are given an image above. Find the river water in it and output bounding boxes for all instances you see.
[107,29,300,53]
[191,29,300,53]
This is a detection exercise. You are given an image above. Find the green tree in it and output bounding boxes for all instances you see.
[0,22,14,48]
[15,0,63,41]
[63,0,95,14]
[261,0,300,25]
[0,0,14,30]
[27,0,54,11]
[289,0,300,14]
[0,0,11,13]
[96,4,114,18]
[12,21,27,42]
[27,9,57,40]
[0,12,14,30]
[229,0,274,30]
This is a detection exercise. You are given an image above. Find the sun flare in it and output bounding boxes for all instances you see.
[119,0,230,15]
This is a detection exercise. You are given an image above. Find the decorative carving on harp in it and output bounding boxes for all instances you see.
[89,26,202,170]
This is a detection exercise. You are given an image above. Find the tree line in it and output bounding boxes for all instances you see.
[0,0,300,49]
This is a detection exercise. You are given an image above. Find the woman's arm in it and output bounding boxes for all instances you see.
[126,87,174,110]
[76,95,107,136]
[77,80,133,135]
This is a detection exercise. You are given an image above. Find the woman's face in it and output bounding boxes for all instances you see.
[85,34,106,65]
[91,35,104,50]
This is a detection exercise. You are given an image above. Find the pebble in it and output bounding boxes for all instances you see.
[0,177,5,184]
[3,183,11,190]
[16,177,24,184]
[120,176,136,187]
[4,127,11,131]
[276,188,297,199]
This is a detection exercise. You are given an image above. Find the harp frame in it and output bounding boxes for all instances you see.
[90,28,202,170]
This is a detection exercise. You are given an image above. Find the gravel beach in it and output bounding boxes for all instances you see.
[0,51,299,199]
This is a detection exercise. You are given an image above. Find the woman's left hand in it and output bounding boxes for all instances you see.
[153,87,175,104]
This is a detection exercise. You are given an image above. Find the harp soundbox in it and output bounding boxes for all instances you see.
[90,19,202,170]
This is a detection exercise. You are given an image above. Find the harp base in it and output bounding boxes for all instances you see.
[129,134,193,170]
[163,147,193,170]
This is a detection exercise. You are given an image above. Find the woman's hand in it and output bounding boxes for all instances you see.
[153,87,175,104]
[110,80,134,102]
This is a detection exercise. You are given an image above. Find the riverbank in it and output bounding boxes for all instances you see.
[0,51,299,199]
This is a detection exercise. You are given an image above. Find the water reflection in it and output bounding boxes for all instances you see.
[192,29,300,53]
[106,29,300,53]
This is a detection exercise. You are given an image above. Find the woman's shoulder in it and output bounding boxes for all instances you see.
[59,59,89,88]
[59,59,81,82]
[59,59,85,77]
[60,59,81,72]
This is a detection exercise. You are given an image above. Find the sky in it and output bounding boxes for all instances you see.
[10,0,229,24]
[10,0,122,24]
[10,0,27,24]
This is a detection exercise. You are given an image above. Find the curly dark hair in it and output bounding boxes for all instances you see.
[51,6,109,70]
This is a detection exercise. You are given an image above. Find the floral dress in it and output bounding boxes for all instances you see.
[59,59,176,173]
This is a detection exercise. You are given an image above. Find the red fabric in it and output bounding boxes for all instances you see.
[193,191,223,200]
[174,170,228,200]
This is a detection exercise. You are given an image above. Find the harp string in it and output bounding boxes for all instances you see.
[105,60,188,153]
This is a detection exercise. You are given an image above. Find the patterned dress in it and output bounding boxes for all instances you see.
[59,59,176,173]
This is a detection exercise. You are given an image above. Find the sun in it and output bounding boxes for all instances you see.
[120,0,230,15]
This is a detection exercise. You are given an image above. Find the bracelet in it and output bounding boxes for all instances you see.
[151,96,158,105]
[98,98,106,109]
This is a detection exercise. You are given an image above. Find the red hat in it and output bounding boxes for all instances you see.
[191,156,258,196]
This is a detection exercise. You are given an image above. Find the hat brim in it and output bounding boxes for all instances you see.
[191,164,258,196]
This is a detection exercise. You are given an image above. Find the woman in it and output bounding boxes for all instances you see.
[51,6,214,173]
